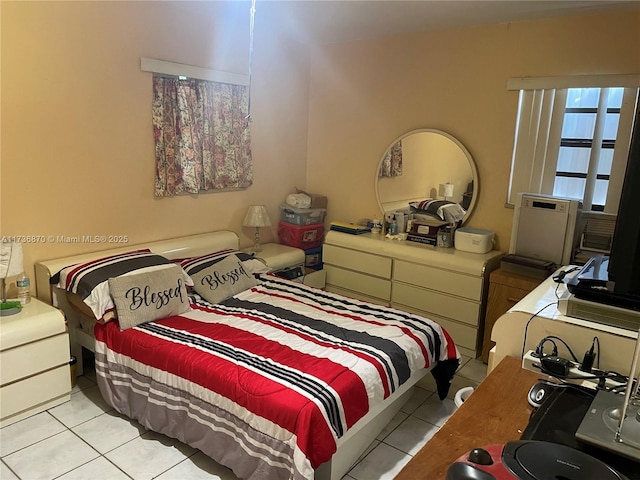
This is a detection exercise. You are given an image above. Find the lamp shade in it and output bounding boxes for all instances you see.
[243,205,272,228]
[439,183,454,199]
[0,242,24,278]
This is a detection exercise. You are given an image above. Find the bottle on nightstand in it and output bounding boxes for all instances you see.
[16,272,31,305]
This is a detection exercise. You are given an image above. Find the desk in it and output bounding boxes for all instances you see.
[395,357,539,480]
[489,272,638,375]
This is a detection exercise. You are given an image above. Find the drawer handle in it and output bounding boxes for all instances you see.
[507,296,522,303]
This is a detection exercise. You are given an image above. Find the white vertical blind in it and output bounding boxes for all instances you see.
[507,75,639,210]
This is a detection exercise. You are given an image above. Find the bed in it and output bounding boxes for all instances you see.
[35,230,459,480]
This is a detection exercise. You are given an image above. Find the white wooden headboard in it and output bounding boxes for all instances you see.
[35,230,239,304]
[34,230,240,374]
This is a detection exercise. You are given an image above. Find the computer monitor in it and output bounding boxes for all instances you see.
[607,106,640,298]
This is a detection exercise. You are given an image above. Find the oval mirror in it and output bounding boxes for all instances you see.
[375,129,478,225]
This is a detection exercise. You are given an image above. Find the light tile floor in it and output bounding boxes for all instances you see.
[1,355,486,480]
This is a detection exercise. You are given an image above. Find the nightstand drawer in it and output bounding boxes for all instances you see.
[324,244,392,279]
[1,365,70,423]
[1,333,70,385]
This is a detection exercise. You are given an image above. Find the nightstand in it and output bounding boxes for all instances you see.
[481,268,544,363]
[244,243,326,288]
[1,298,71,427]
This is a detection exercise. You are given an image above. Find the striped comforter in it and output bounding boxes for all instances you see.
[94,274,459,480]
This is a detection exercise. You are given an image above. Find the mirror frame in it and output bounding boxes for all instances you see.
[375,128,479,225]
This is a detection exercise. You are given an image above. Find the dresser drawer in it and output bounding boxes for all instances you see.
[324,244,392,279]
[392,282,480,326]
[399,306,478,353]
[394,260,482,301]
[325,285,390,306]
[326,265,391,302]
[1,333,70,385]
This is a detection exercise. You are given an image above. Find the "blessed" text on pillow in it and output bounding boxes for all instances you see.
[125,278,186,311]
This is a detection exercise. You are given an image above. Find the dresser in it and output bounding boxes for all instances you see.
[323,231,502,358]
[0,298,71,427]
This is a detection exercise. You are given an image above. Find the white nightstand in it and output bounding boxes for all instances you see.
[244,243,326,288]
[0,298,71,427]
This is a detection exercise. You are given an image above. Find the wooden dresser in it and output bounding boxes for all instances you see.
[323,231,503,358]
[481,269,543,362]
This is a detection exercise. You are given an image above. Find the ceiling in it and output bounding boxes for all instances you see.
[256,0,638,45]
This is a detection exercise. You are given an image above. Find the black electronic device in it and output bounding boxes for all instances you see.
[273,266,303,281]
[608,106,640,299]
[567,107,640,314]
[567,256,640,311]
[445,441,628,480]
[522,385,640,480]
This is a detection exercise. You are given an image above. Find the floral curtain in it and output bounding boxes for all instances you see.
[152,75,253,197]
[379,140,403,177]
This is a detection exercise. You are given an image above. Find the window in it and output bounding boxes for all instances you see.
[142,58,253,197]
[507,75,639,213]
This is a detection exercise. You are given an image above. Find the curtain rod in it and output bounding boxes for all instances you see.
[140,57,250,86]
[508,74,640,90]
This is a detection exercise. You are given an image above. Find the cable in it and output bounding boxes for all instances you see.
[540,335,580,362]
[521,300,559,360]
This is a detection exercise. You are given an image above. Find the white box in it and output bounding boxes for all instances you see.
[509,193,582,265]
[454,227,494,254]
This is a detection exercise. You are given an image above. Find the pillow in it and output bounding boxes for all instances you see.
[190,254,258,305]
[176,249,270,276]
[54,249,192,323]
[409,199,467,223]
[108,264,190,330]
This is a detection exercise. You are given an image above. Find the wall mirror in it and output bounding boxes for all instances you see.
[375,128,479,225]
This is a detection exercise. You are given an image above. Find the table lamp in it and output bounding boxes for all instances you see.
[1,242,24,316]
[243,205,272,252]
[439,182,454,201]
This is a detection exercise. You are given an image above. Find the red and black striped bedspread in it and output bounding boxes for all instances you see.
[94,274,459,480]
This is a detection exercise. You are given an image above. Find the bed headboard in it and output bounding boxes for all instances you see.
[35,230,239,305]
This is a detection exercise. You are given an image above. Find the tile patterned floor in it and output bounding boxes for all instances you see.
[1,355,486,480]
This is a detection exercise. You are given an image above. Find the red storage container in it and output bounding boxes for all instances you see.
[278,221,324,249]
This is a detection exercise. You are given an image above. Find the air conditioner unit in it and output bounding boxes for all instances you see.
[509,193,584,266]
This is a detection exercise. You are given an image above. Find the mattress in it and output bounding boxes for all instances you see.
[94,274,459,480]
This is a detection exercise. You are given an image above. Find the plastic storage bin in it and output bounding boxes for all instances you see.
[304,246,323,270]
[278,222,324,249]
[279,204,327,226]
[454,227,495,254]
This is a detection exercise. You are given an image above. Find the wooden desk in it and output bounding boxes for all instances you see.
[396,356,540,480]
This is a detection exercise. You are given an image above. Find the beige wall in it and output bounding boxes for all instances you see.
[305,7,640,251]
[1,1,310,289]
[2,3,639,293]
